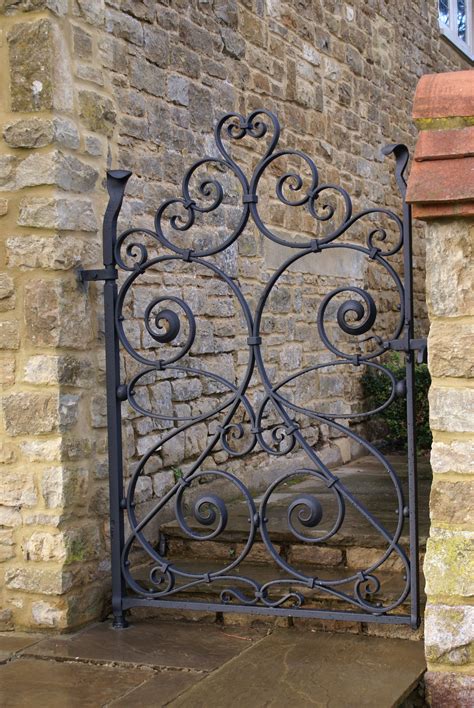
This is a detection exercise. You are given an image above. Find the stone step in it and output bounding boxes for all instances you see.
[167,629,426,708]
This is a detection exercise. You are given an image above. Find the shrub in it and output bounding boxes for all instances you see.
[361,354,432,451]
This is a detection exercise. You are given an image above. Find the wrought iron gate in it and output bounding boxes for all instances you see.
[80,109,426,630]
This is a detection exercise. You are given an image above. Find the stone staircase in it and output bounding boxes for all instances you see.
[153,454,431,637]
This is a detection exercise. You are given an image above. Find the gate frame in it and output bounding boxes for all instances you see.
[80,110,426,630]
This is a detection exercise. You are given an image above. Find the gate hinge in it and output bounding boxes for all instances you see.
[386,337,427,364]
[78,267,117,283]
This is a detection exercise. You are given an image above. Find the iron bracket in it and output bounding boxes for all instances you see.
[386,337,427,364]
[78,267,117,283]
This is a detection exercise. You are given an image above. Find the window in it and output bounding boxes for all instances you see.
[439,0,474,61]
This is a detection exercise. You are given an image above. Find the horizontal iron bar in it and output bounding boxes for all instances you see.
[122,597,413,625]
[387,337,427,364]
[79,267,117,282]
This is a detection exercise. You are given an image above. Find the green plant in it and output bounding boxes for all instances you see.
[172,466,184,483]
[361,353,432,451]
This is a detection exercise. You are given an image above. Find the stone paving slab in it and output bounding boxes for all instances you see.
[108,670,204,706]
[168,630,426,708]
[23,619,264,672]
[0,657,151,708]
[0,632,42,663]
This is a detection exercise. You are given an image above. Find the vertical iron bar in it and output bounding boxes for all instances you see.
[403,198,420,629]
[102,170,132,629]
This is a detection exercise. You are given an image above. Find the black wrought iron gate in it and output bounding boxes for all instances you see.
[80,109,426,630]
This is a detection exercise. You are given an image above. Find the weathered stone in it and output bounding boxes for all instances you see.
[289,545,343,566]
[0,198,8,216]
[72,0,105,25]
[0,321,20,350]
[429,386,474,433]
[20,438,62,462]
[221,27,245,59]
[0,0,68,13]
[167,76,189,106]
[52,118,80,149]
[0,530,15,562]
[0,274,14,300]
[425,604,474,665]
[430,480,473,526]
[18,197,97,231]
[31,601,67,628]
[75,64,105,85]
[426,220,474,318]
[8,19,54,111]
[72,24,93,59]
[2,392,59,435]
[6,234,98,271]
[143,25,169,66]
[3,118,54,148]
[16,151,98,192]
[424,529,474,597]
[24,279,93,349]
[5,567,74,595]
[105,8,143,45]
[41,466,88,509]
[171,378,202,402]
[0,468,37,507]
[152,470,175,497]
[0,156,16,191]
[425,671,474,708]
[78,90,116,137]
[130,57,165,97]
[0,506,21,527]
[431,440,474,475]
[428,321,474,378]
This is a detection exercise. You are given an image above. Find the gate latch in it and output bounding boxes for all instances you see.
[78,267,117,283]
[386,337,427,364]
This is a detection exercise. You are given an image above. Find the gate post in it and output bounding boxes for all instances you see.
[406,70,474,706]
[101,170,131,629]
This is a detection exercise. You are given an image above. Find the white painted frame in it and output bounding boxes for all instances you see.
[439,0,474,62]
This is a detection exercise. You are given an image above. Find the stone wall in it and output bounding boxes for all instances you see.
[0,1,469,632]
[406,71,474,707]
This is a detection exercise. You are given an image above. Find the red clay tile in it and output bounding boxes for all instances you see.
[414,126,474,161]
[413,70,474,120]
[406,156,474,204]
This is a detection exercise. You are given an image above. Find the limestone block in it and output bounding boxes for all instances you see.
[0,467,37,507]
[424,528,474,597]
[24,279,93,349]
[6,234,99,271]
[0,199,8,215]
[430,480,473,526]
[428,321,474,378]
[72,0,105,25]
[167,75,189,106]
[40,466,88,509]
[5,567,74,595]
[0,506,21,527]
[24,531,66,562]
[431,440,474,475]
[2,392,59,435]
[20,438,62,462]
[78,90,116,137]
[0,0,68,14]
[3,118,54,148]
[31,601,67,628]
[18,197,97,231]
[426,220,474,318]
[152,470,175,497]
[8,19,54,111]
[0,155,16,191]
[425,671,474,708]
[3,117,80,149]
[0,530,15,562]
[429,386,474,434]
[0,274,13,304]
[16,151,98,192]
[425,604,474,665]
[23,354,93,387]
[105,8,143,45]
